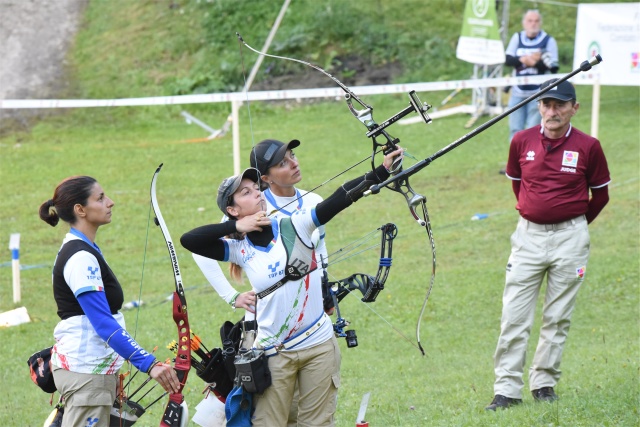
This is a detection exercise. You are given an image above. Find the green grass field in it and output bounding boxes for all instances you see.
[1,1,638,426]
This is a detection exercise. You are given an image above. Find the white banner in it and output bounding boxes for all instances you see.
[573,3,640,86]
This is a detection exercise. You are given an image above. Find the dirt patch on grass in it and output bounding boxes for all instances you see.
[0,0,87,135]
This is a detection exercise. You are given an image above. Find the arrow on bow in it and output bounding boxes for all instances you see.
[150,163,191,427]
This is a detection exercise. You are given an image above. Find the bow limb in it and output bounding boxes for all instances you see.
[414,202,436,357]
[236,32,374,125]
[150,163,191,427]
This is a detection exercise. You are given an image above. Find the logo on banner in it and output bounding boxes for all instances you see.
[456,0,505,65]
[631,52,639,73]
[472,0,489,17]
[562,151,579,167]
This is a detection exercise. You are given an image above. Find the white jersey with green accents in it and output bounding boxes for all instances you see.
[223,207,333,351]
[263,188,328,266]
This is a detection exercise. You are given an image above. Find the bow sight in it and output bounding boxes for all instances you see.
[347,90,432,139]
[345,89,434,227]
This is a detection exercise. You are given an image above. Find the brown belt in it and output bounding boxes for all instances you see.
[520,215,586,231]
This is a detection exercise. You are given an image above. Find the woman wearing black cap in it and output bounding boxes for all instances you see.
[191,139,328,315]
[180,147,402,427]
[190,138,330,424]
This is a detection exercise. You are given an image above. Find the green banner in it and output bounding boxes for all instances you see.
[456,0,505,65]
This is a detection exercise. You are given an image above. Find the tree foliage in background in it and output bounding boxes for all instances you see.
[170,0,406,94]
[74,0,609,100]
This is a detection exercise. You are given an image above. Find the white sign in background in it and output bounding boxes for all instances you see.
[573,3,640,86]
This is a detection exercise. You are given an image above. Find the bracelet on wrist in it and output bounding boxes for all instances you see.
[147,359,160,374]
[230,292,241,310]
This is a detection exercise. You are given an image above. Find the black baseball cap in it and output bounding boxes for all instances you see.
[249,139,301,175]
[538,79,576,102]
[216,168,260,215]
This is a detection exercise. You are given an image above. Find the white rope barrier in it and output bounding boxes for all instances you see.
[0,73,596,109]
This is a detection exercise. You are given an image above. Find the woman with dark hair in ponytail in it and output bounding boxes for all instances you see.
[40,176,179,427]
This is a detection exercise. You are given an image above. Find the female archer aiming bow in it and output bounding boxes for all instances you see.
[180,146,402,427]
[190,138,330,426]
[191,138,329,316]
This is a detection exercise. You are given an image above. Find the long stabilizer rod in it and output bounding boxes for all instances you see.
[367,55,603,195]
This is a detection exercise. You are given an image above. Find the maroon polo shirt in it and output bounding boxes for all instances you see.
[505,124,610,224]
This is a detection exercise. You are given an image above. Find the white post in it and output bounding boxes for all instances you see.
[9,233,20,304]
[231,0,291,175]
[242,0,292,95]
[590,76,600,138]
[232,100,241,175]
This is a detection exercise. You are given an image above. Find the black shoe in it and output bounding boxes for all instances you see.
[485,394,523,411]
[498,168,506,175]
[532,387,558,402]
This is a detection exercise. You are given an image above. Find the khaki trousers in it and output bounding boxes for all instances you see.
[52,366,117,427]
[253,335,341,427]
[493,216,589,398]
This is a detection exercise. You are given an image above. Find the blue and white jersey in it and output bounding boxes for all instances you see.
[51,234,126,374]
[222,208,333,351]
[195,187,328,308]
[506,30,558,97]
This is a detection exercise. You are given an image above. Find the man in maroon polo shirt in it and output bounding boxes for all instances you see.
[486,79,611,411]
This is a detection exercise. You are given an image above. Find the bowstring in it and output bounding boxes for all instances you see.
[237,34,260,184]
[272,148,384,216]
[237,32,267,328]
[271,136,419,218]
[325,243,380,268]
[133,202,153,340]
[272,144,419,218]
[323,226,384,267]
[114,193,155,422]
